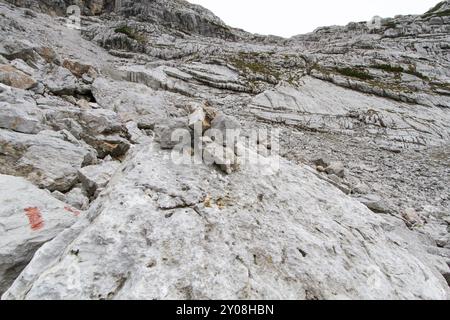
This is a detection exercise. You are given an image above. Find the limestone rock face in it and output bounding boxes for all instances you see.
[0,174,80,295]
[3,145,449,300]
[0,0,449,300]
[4,0,233,38]
[249,77,450,147]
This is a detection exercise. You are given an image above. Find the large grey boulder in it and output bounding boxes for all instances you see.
[0,129,95,191]
[0,174,80,295]
[42,65,81,95]
[0,84,45,134]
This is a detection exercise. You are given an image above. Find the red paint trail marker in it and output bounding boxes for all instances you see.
[64,206,81,217]
[24,207,44,231]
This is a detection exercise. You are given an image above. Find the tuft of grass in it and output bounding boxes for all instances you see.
[230,53,281,80]
[383,21,398,29]
[114,26,146,43]
[371,64,429,81]
[405,65,429,81]
[372,64,405,73]
[423,1,450,18]
[335,67,374,80]
[435,82,450,89]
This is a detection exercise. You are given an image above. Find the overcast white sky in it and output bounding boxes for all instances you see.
[187,0,441,37]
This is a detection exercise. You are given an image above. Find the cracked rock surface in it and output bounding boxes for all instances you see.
[0,0,449,299]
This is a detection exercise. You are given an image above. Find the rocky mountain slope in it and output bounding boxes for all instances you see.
[0,0,449,299]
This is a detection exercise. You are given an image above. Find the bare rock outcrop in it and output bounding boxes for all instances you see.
[0,0,449,300]
[0,174,81,295]
[3,144,449,299]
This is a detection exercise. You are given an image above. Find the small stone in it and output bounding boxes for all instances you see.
[23,9,37,18]
[210,113,240,148]
[325,161,345,178]
[78,161,121,197]
[203,142,238,174]
[402,208,423,228]
[188,106,209,130]
[76,99,90,109]
[312,155,331,168]
[328,173,341,184]
[10,59,35,75]
[88,134,130,158]
[44,65,78,95]
[63,59,97,78]
[353,182,370,195]
[65,187,89,210]
[81,73,94,84]
[154,118,189,150]
[125,121,146,144]
[355,194,389,213]
[316,165,325,172]
[31,81,45,94]
[35,46,60,65]
[51,190,66,202]
[62,95,77,104]
[0,92,45,134]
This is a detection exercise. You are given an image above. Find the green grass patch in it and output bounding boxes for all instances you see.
[372,64,405,73]
[405,66,429,80]
[114,26,146,43]
[230,53,281,80]
[335,67,374,80]
[432,82,450,91]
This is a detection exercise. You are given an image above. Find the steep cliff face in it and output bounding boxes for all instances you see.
[0,0,449,299]
[4,0,107,15]
[4,0,234,38]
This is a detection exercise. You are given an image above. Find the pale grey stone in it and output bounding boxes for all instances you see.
[3,144,449,300]
[65,188,90,210]
[325,161,345,178]
[154,118,189,150]
[78,161,121,197]
[355,194,390,214]
[0,174,79,295]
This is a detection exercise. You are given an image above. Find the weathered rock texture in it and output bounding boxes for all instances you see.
[0,174,80,295]
[0,0,449,299]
